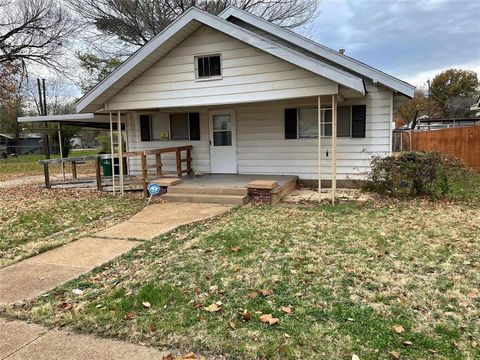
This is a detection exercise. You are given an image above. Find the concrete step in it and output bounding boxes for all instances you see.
[162,193,248,205]
[167,186,247,196]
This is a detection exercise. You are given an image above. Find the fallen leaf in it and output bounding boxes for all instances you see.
[389,351,400,359]
[260,289,272,296]
[393,325,405,334]
[231,245,241,252]
[258,313,280,325]
[428,349,437,354]
[142,301,151,308]
[472,340,478,349]
[284,333,290,338]
[228,321,236,330]
[403,341,413,346]
[204,303,220,312]
[124,312,137,320]
[209,285,218,294]
[247,292,258,299]
[281,306,292,314]
[162,354,174,360]
[182,353,197,359]
[352,355,360,360]
[240,309,252,321]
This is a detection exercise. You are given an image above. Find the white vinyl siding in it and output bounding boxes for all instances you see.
[125,82,393,180]
[107,26,337,110]
[126,110,210,175]
[235,83,393,180]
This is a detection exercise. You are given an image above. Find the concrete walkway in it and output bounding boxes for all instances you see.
[95,202,232,240]
[0,237,139,304]
[0,202,232,304]
[0,319,170,359]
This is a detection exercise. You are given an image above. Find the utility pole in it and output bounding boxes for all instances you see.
[37,78,50,159]
[427,79,432,118]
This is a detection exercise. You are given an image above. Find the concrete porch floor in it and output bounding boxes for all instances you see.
[174,174,297,188]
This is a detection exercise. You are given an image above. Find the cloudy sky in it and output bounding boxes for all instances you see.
[302,0,480,88]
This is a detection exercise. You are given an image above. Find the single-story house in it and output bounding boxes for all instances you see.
[19,6,415,186]
[0,133,43,155]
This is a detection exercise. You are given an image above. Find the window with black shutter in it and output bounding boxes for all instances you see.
[351,105,366,138]
[140,115,151,141]
[285,108,298,139]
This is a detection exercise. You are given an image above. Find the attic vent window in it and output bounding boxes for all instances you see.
[195,54,222,79]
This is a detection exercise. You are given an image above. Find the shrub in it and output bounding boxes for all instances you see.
[365,151,467,198]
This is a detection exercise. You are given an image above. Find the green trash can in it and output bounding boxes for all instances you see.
[100,158,113,176]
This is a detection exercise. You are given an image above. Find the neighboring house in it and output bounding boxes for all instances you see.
[0,133,43,155]
[471,96,480,116]
[19,6,415,182]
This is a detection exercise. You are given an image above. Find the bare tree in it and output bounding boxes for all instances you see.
[0,0,77,73]
[69,0,319,49]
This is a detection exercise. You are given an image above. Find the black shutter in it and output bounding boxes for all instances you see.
[285,108,298,139]
[140,115,151,141]
[189,112,200,140]
[351,105,366,138]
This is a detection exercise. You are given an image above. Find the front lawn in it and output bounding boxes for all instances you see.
[0,149,97,181]
[6,201,479,359]
[0,186,144,267]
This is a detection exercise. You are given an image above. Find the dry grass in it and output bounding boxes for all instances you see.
[0,186,144,267]
[4,199,479,359]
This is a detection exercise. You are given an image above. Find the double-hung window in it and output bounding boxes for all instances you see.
[285,105,366,139]
[140,113,200,141]
[195,54,222,79]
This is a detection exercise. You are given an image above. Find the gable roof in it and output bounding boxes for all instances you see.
[220,6,415,98]
[76,7,366,113]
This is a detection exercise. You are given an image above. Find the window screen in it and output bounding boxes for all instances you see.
[197,55,221,78]
[298,108,318,138]
[151,114,170,140]
[170,113,189,140]
[337,106,351,137]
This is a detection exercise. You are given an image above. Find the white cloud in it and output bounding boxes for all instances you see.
[401,60,480,88]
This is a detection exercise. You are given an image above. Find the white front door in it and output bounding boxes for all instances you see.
[209,109,237,173]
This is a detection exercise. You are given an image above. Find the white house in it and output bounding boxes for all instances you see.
[20,6,415,190]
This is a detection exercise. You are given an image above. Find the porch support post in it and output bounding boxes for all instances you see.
[331,94,337,204]
[317,96,322,202]
[109,111,116,195]
[117,110,124,195]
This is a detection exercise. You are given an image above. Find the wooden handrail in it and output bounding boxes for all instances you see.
[39,145,194,197]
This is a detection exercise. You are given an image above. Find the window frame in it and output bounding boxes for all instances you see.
[296,106,353,139]
[140,112,201,141]
[194,53,223,81]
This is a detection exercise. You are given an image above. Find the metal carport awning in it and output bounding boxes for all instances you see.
[17,113,126,130]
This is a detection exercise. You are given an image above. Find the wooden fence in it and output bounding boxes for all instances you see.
[401,125,480,173]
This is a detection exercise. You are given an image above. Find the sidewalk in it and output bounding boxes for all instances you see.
[0,319,170,360]
[0,202,232,304]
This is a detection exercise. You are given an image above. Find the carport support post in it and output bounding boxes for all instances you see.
[118,110,124,195]
[109,111,116,195]
[57,123,65,181]
[331,94,337,204]
[317,96,322,202]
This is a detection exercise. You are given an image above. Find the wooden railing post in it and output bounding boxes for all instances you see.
[95,157,102,191]
[141,151,148,197]
[43,162,51,189]
[176,148,182,178]
[155,153,162,176]
[71,161,77,180]
[186,147,192,175]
